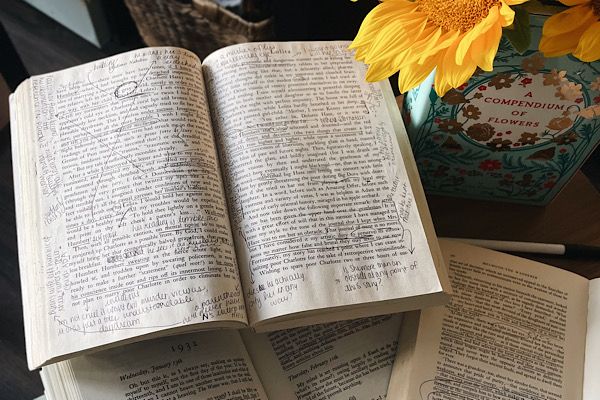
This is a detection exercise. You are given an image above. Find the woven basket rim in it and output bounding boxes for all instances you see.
[191,0,273,28]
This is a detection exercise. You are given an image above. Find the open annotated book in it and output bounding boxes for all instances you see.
[11,42,450,370]
[40,315,401,400]
[388,239,600,400]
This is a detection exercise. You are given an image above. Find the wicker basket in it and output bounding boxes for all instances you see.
[124,0,274,59]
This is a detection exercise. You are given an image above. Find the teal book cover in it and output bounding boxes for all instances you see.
[403,13,600,205]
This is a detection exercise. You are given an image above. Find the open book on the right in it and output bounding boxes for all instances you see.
[388,239,600,400]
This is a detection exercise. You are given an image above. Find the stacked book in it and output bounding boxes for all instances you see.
[11,42,599,400]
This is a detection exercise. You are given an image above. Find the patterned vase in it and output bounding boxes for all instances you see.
[403,12,600,205]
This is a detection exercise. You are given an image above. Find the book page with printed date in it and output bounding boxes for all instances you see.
[11,47,247,369]
[202,41,450,330]
[389,239,589,400]
[241,315,402,400]
[41,331,268,400]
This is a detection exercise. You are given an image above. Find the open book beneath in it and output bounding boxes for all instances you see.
[11,41,450,370]
[388,239,600,400]
[40,315,401,400]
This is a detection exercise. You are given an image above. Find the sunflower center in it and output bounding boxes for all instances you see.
[416,0,500,32]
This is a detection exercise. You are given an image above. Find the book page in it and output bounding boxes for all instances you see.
[42,331,268,400]
[14,47,246,368]
[390,239,589,400]
[582,278,600,400]
[241,315,402,400]
[202,41,447,326]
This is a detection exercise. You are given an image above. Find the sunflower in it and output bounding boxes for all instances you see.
[539,0,600,62]
[349,0,528,96]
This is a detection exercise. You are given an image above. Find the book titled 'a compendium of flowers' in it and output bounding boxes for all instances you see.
[10,42,450,370]
[350,0,600,205]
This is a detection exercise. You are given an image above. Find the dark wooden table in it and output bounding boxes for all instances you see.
[429,172,600,279]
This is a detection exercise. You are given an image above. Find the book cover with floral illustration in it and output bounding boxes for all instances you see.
[403,14,600,205]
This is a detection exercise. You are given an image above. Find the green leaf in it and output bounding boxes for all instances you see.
[503,8,531,55]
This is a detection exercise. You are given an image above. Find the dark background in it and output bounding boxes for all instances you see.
[0,1,598,399]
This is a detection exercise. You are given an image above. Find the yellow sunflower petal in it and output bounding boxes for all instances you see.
[418,29,460,64]
[364,61,394,82]
[437,59,477,90]
[504,0,529,4]
[573,21,600,62]
[389,27,439,67]
[353,15,424,63]
[363,17,429,64]
[469,22,503,71]
[443,37,478,88]
[374,28,438,77]
[398,55,440,93]
[366,35,435,82]
[349,0,418,54]
[541,5,595,37]
[350,0,417,44]
[499,1,516,26]
[539,34,579,57]
[540,15,596,57]
[455,6,500,66]
[434,67,453,96]
[415,28,442,64]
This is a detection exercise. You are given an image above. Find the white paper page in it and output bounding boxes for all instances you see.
[202,41,444,325]
[242,315,402,400]
[390,239,589,400]
[44,331,268,400]
[583,278,600,400]
[18,47,246,367]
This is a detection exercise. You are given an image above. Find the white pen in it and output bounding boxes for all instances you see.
[440,237,600,258]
